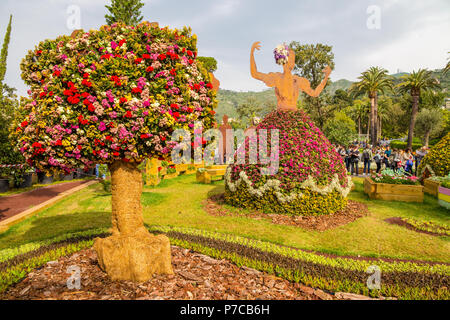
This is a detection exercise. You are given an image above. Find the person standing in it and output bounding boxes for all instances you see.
[350,146,360,176]
[383,146,392,169]
[414,147,426,176]
[405,154,414,175]
[373,148,383,173]
[345,146,351,172]
[362,145,373,176]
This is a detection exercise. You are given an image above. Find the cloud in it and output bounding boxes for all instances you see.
[1,0,449,96]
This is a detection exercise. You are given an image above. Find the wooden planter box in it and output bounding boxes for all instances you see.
[424,179,440,197]
[163,172,178,180]
[175,164,188,173]
[364,177,424,203]
[438,186,450,210]
[185,169,196,175]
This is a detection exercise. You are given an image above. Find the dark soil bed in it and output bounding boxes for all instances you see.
[204,194,368,231]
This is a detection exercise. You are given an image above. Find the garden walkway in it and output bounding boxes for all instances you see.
[0,180,92,222]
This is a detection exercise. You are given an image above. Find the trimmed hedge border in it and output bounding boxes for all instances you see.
[0,226,449,300]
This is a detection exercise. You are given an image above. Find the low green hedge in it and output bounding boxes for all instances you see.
[389,140,422,151]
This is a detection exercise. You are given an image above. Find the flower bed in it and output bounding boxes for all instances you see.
[1,226,448,300]
[364,178,424,202]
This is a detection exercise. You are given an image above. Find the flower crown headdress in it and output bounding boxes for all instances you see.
[274,44,289,65]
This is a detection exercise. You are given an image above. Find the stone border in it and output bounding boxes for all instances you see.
[0,180,98,232]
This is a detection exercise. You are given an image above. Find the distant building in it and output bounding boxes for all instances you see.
[446,98,450,110]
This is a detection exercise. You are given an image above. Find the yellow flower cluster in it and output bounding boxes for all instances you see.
[418,133,450,177]
[224,183,347,216]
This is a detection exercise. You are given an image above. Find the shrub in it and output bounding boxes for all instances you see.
[390,140,422,151]
[323,111,356,146]
[225,110,352,216]
[418,133,450,177]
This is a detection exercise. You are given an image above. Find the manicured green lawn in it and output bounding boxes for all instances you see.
[0,175,448,263]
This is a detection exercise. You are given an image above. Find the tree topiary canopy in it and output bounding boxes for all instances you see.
[13,22,217,174]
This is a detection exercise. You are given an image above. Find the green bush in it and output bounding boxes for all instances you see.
[101,179,111,193]
[389,140,422,151]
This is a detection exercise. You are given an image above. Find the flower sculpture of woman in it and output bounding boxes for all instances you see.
[14,22,217,281]
[250,42,331,109]
[224,42,352,216]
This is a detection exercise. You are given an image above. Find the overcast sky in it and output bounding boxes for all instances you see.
[1,0,449,96]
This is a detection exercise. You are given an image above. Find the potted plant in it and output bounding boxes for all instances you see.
[12,165,34,188]
[37,171,54,184]
[159,161,168,176]
[163,166,178,179]
[0,167,10,193]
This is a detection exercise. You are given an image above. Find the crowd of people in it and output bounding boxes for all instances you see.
[335,144,429,177]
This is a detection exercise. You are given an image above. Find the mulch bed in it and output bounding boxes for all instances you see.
[384,217,448,237]
[0,246,372,301]
[204,194,368,231]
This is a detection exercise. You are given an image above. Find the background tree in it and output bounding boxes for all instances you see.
[105,0,144,26]
[289,42,335,128]
[234,97,275,129]
[0,14,12,97]
[350,67,393,146]
[415,108,443,147]
[323,111,356,146]
[346,98,369,138]
[15,23,217,282]
[396,69,440,149]
[377,95,395,140]
[197,56,217,73]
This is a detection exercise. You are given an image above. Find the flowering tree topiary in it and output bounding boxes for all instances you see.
[13,22,217,281]
[225,110,352,216]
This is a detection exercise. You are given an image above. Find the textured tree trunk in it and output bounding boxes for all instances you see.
[373,94,378,145]
[407,94,420,149]
[358,117,361,137]
[378,116,382,141]
[94,161,173,282]
[367,116,370,140]
[424,130,431,148]
[370,95,377,146]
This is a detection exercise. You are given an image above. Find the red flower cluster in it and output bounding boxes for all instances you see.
[63,82,80,105]
[31,142,45,155]
[78,114,89,125]
[110,75,121,87]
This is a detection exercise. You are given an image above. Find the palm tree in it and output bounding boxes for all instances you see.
[350,67,394,146]
[377,96,393,141]
[396,69,440,149]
